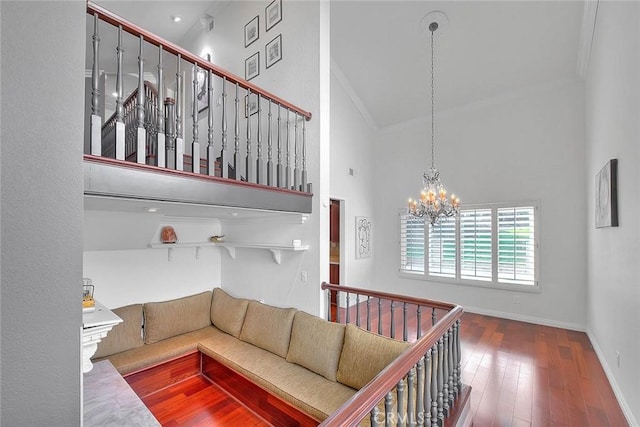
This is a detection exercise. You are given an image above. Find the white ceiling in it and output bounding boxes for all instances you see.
[90,0,586,129]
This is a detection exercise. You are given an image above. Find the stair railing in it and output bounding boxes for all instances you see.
[320,282,470,427]
[101,81,159,162]
[87,1,312,192]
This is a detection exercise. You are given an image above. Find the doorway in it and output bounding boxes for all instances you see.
[329,199,341,318]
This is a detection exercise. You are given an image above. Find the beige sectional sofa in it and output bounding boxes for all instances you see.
[93,288,410,421]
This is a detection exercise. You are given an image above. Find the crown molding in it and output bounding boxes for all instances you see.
[577,0,600,79]
[330,58,379,131]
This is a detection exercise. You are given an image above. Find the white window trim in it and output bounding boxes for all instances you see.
[398,201,540,293]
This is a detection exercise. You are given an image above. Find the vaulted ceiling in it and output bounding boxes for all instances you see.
[92,0,586,129]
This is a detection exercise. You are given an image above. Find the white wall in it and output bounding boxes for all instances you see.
[1,1,85,424]
[181,0,328,315]
[373,80,587,329]
[330,70,376,288]
[83,212,222,308]
[585,2,640,425]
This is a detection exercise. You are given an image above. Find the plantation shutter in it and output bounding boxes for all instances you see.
[460,208,492,280]
[428,216,456,278]
[497,206,535,285]
[400,214,425,273]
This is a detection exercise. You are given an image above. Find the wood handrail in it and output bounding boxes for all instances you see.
[320,303,463,426]
[321,282,456,311]
[87,1,312,121]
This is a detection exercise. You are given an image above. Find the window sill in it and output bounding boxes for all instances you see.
[398,271,541,294]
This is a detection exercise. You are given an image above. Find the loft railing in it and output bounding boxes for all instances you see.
[87,1,312,192]
[320,283,470,427]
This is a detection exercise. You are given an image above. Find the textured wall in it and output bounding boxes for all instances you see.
[585,2,640,424]
[1,1,85,424]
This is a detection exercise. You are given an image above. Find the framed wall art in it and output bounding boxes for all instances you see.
[244,15,259,47]
[265,0,282,31]
[355,216,372,259]
[245,92,259,117]
[595,158,618,228]
[245,52,260,81]
[265,34,282,69]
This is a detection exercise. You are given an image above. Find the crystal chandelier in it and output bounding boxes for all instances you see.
[408,14,460,225]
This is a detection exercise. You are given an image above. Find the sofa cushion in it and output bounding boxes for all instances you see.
[144,291,212,344]
[93,304,144,359]
[239,301,296,358]
[210,288,249,338]
[336,324,411,389]
[286,311,345,381]
[98,326,217,375]
[198,334,356,421]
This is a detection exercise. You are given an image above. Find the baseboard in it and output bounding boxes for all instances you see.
[586,328,639,427]
[463,305,586,332]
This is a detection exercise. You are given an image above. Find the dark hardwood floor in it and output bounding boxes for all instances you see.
[126,310,628,426]
[459,312,628,427]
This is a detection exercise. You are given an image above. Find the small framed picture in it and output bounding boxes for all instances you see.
[355,216,372,259]
[245,92,259,118]
[265,35,282,69]
[245,52,260,81]
[265,0,282,32]
[244,15,259,47]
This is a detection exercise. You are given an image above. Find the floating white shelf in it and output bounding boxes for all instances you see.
[149,241,309,264]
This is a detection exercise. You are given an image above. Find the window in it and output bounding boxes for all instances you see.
[399,214,424,273]
[497,206,535,285]
[460,209,492,281]
[399,203,538,289]
[428,216,456,278]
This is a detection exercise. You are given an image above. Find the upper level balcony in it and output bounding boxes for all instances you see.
[84,2,312,215]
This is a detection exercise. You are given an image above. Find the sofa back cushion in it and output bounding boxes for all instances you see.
[210,287,249,338]
[239,301,296,358]
[336,324,411,389]
[93,304,144,359]
[286,311,345,381]
[144,291,212,344]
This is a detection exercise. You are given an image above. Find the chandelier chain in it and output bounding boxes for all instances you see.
[431,28,435,170]
[408,15,459,225]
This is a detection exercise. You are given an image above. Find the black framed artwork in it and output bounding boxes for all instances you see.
[265,0,282,31]
[265,35,282,69]
[595,158,618,228]
[245,52,260,81]
[244,15,259,47]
